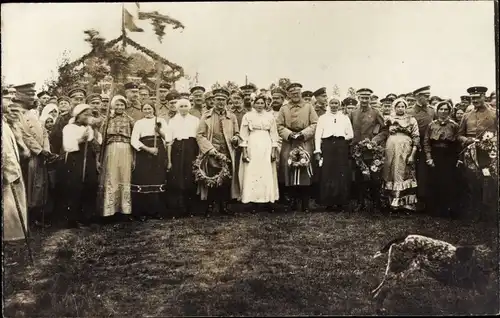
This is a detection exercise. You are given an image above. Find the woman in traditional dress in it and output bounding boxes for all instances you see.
[98,95,135,223]
[314,97,354,211]
[375,98,420,212]
[239,95,280,212]
[131,101,172,220]
[59,104,102,228]
[423,101,460,218]
[167,99,200,217]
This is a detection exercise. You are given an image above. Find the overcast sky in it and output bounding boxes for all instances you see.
[1,1,496,101]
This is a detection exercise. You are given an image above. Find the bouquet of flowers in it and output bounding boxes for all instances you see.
[352,138,385,178]
[476,131,498,175]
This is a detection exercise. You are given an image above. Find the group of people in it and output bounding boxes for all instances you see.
[2,79,497,240]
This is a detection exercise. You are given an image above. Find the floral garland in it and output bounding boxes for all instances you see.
[352,138,385,177]
[287,147,311,168]
[192,152,232,188]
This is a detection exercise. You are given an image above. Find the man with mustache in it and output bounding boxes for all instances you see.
[276,83,318,212]
[240,83,257,112]
[301,90,313,103]
[406,85,436,212]
[189,86,206,119]
[457,86,497,221]
[313,87,328,117]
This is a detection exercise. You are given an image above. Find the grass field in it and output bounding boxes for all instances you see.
[3,210,499,316]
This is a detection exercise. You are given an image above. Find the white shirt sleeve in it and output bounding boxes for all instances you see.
[314,115,325,154]
[131,120,145,151]
[160,118,172,145]
[344,115,354,140]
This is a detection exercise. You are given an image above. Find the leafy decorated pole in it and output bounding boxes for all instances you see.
[153,61,165,149]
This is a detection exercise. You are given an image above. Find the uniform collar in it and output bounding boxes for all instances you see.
[206,108,230,119]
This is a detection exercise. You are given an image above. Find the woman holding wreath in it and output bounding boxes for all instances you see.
[374,98,420,212]
[239,95,280,211]
[130,101,172,220]
[196,88,241,217]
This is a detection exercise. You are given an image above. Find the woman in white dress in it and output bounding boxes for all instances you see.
[239,95,279,212]
[130,101,172,220]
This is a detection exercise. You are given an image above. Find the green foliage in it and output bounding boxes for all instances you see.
[347,87,357,98]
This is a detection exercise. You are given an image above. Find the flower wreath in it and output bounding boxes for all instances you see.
[287,147,311,168]
[192,152,232,188]
[352,138,385,177]
[465,131,498,176]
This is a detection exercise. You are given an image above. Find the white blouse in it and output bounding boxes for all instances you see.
[62,123,102,153]
[131,117,172,151]
[168,113,200,141]
[314,111,354,153]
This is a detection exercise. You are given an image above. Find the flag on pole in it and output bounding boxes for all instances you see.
[123,3,144,32]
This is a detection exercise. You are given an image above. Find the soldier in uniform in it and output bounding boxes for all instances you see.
[276,83,318,212]
[270,87,286,118]
[301,90,313,103]
[349,88,385,213]
[406,85,436,212]
[342,97,358,116]
[189,86,206,119]
[124,82,143,121]
[196,88,241,216]
[138,83,151,105]
[385,93,397,102]
[204,91,215,111]
[230,89,247,128]
[160,90,180,122]
[313,87,328,117]
[457,86,497,222]
[405,92,417,107]
[240,83,257,112]
[380,97,392,118]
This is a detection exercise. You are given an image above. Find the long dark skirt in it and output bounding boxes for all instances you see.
[131,136,167,218]
[428,142,458,217]
[167,138,199,214]
[57,143,99,225]
[319,136,351,206]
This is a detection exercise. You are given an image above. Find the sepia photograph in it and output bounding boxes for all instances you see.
[1,1,499,316]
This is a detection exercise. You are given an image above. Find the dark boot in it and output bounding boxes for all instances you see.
[302,196,310,213]
[219,201,234,216]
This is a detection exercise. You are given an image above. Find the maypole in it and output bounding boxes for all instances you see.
[121,3,127,51]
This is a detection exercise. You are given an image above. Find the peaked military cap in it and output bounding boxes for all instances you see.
[190,86,206,94]
[313,87,327,97]
[124,82,139,90]
[301,90,313,98]
[467,86,487,96]
[413,86,431,96]
[286,82,303,92]
[343,97,358,106]
[356,88,373,96]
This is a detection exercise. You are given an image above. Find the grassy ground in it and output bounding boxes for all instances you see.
[3,210,499,316]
